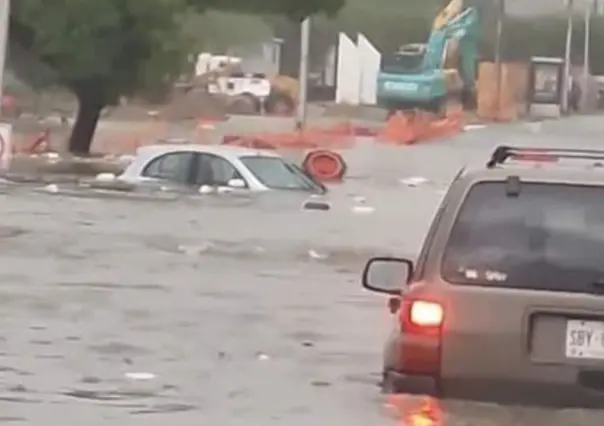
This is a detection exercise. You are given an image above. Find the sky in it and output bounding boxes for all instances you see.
[503,0,601,16]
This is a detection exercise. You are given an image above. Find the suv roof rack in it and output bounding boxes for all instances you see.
[486,145,604,168]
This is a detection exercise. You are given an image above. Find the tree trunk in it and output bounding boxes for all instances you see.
[68,92,105,155]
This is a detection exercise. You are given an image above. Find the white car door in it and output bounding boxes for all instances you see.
[135,151,195,186]
[192,153,249,190]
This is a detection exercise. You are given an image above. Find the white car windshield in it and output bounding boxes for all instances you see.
[240,156,324,192]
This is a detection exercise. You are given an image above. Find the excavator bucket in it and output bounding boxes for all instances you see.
[433,0,464,30]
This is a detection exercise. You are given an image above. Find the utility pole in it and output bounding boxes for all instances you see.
[582,0,593,110]
[0,0,9,105]
[295,17,310,131]
[562,0,574,113]
[493,0,505,120]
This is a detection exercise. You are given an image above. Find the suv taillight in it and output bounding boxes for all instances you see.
[409,300,444,327]
[399,299,444,375]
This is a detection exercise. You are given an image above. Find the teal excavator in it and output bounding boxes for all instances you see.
[376,0,479,114]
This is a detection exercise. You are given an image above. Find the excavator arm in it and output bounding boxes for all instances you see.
[422,7,479,73]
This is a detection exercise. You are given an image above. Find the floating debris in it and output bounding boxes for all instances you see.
[177,243,213,255]
[125,372,156,381]
[352,205,374,214]
[256,352,270,361]
[399,176,429,187]
[95,173,116,182]
[526,121,543,134]
[198,185,212,194]
[308,249,328,260]
[303,200,330,211]
[42,184,59,193]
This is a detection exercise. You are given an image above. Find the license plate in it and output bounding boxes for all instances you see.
[383,81,418,92]
[566,320,604,359]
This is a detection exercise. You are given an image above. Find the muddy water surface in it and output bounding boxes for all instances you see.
[1,117,603,425]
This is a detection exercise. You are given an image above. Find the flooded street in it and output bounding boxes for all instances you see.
[1,117,603,425]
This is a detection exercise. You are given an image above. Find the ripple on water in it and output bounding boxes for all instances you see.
[0,226,27,240]
[55,281,168,292]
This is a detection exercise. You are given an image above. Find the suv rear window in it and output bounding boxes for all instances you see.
[442,182,604,293]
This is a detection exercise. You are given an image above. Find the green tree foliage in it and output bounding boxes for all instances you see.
[181,11,272,53]
[10,0,345,154]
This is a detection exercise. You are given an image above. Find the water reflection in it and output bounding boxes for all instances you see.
[385,395,443,426]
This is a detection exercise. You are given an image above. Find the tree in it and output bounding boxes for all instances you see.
[10,0,345,154]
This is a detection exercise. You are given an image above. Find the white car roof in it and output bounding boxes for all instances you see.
[137,143,283,161]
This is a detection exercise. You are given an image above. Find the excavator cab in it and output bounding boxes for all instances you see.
[380,44,427,74]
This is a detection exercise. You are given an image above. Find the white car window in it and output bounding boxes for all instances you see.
[239,156,323,192]
[142,152,192,183]
[194,154,243,186]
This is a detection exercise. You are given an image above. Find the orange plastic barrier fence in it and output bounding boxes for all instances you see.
[222,127,355,151]
[221,136,277,150]
[377,109,464,145]
[22,129,51,154]
[377,112,416,145]
[311,121,378,138]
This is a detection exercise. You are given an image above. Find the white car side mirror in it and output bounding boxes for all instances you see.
[227,178,245,188]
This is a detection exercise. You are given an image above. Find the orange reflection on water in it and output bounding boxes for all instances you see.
[384,394,444,426]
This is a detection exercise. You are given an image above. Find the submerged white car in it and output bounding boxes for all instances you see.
[118,143,326,194]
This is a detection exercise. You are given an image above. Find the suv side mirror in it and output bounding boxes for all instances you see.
[362,257,413,295]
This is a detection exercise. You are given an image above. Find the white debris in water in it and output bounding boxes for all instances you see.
[464,124,486,131]
[118,154,135,164]
[351,196,375,214]
[526,121,542,134]
[351,205,375,214]
[308,249,328,260]
[399,176,429,187]
[95,172,116,182]
[198,122,216,130]
[43,184,59,193]
[125,372,156,380]
[177,243,212,255]
[257,352,270,361]
[42,152,60,163]
[198,185,213,194]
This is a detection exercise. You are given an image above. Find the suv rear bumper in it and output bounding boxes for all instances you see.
[384,371,604,407]
[441,378,604,408]
[382,370,440,396]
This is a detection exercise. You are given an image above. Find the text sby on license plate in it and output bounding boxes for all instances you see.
[566,320,604,359]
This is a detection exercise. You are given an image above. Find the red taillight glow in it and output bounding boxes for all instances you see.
[400,298,444,375]
[409,300,444,327]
